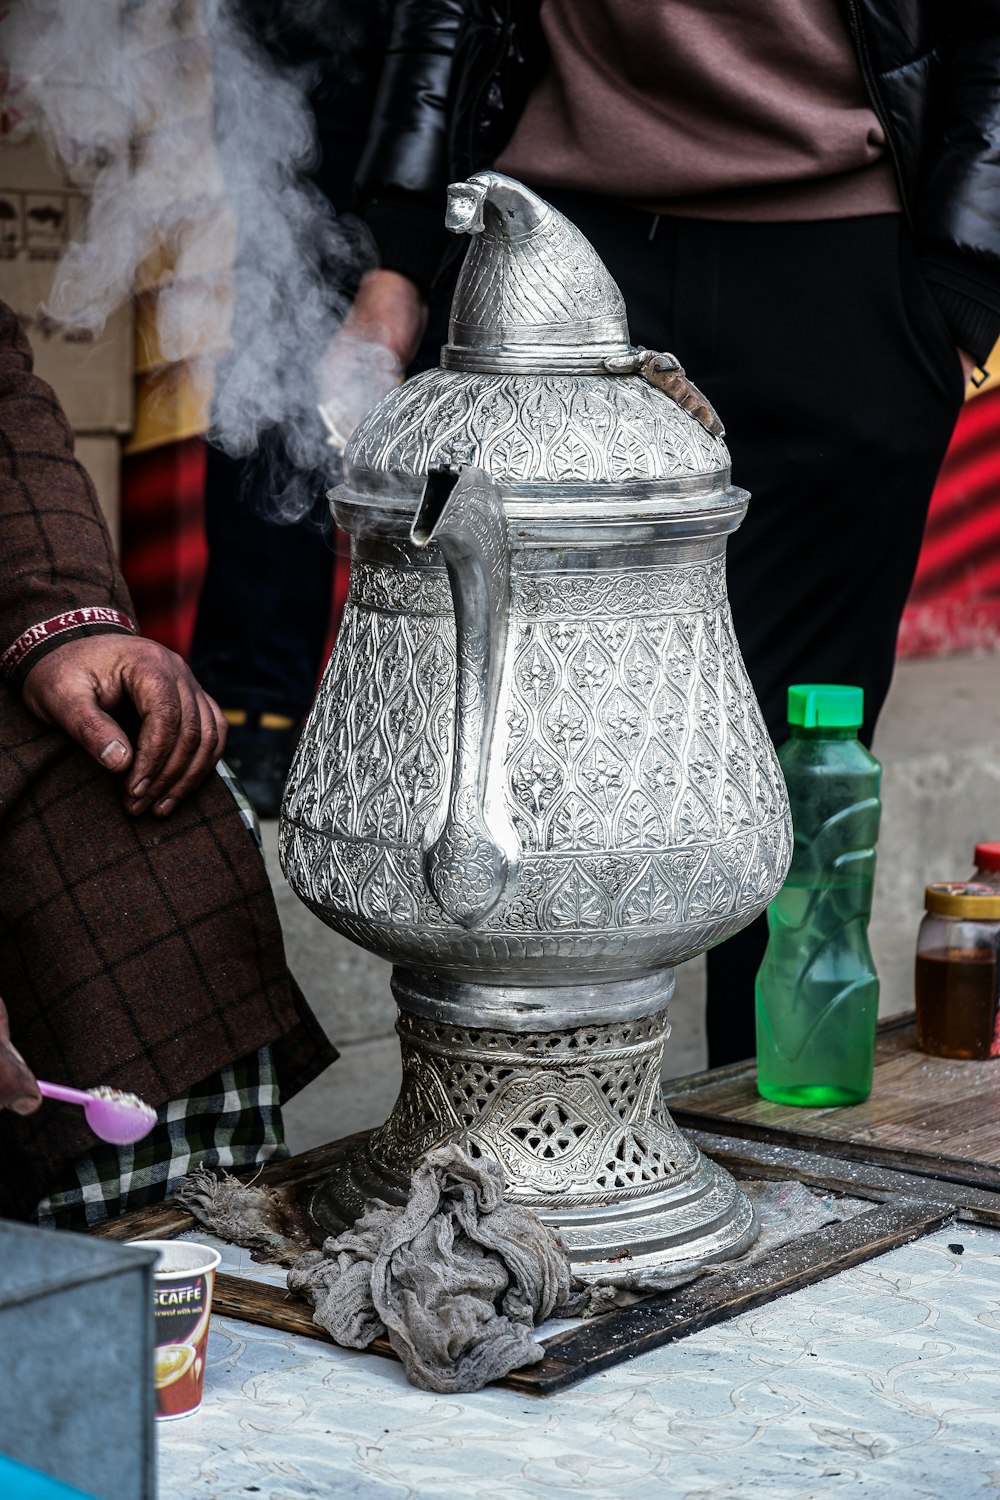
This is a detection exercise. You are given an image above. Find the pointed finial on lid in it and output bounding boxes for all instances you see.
[441,173,637,375]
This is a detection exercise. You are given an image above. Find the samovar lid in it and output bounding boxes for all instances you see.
[338,174,740,528]
[440,173,636,376]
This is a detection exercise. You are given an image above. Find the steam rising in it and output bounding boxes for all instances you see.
[1,0,382,522]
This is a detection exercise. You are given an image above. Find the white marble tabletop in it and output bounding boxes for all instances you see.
[157,1223,1000,1498]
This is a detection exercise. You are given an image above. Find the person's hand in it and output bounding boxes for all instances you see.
[0,997,40,1115]
[340,268,429,368]
[958,348,976,385]
[316,270,428,451]
[22,634,227,817]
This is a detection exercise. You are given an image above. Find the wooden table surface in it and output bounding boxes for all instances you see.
[664,1011,1000,1191]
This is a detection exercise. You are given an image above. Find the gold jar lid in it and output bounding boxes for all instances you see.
[925,881,1000,918]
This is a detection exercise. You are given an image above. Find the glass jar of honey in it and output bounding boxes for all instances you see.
[915,882,1000,1059]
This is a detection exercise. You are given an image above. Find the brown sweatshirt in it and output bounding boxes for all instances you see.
[495,0,902,220]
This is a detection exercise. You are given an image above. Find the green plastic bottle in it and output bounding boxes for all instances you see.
[755,684,882,1106]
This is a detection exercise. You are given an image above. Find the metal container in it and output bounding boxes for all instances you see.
[282,173,792,1279]
[0,1221,157,1500]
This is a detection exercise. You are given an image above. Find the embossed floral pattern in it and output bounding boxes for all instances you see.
[280,548,791,971]
[347,369,729,482]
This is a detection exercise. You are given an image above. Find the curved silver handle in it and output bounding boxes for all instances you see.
[410,466,516,928]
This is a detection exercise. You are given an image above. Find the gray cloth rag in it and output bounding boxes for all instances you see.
[288,1144,575,1392]
[175,1167,311,1265]
[177,1143,575,1392]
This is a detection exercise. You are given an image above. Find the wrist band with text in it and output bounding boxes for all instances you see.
[1,607,138,679]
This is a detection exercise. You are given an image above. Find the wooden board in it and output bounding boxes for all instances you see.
[206,1196,956,1395]
[664,1013,1000,1192]
[212,1274,398,1369]
[687,1128,1000,1228]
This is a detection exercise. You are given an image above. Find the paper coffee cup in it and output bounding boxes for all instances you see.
[130,1239,221,1420]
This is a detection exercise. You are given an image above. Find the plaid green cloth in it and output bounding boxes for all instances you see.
[36,762,282,1232]
[36,1043,288,1230]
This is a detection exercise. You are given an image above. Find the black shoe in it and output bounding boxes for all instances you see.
[221,711,302,819]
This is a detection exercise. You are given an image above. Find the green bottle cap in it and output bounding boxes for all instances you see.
[787,683,864,729]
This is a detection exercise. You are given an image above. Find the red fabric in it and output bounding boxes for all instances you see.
[318,526,352,682]
[121,438,352,674]
[899,386,1000,656]
[120,437,209,657]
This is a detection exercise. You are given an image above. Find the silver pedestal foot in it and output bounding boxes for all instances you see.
[308,967,757,1282]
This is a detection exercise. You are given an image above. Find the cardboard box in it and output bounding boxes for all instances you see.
[0,132,133,434]
[134,277,232,376]
[127,358,213,454]
[75,432,122,545]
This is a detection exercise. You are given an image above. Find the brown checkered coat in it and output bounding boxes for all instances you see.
[0,300,334,1218]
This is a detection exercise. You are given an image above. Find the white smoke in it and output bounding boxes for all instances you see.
[0,0,385,522]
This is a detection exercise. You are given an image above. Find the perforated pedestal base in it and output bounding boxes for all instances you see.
[307,968,758,1282]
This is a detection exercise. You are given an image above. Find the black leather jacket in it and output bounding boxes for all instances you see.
[355,0,1000,362]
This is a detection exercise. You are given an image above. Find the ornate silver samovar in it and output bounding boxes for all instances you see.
[281,173,792,1280]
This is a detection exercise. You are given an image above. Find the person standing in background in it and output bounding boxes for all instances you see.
[325,0,1000,1063]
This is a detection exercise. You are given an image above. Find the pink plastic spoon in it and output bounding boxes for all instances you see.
[36,1080,157,1144]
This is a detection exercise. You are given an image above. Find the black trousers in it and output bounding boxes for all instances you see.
[190,439,337,722]
[542,197,966,1064]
